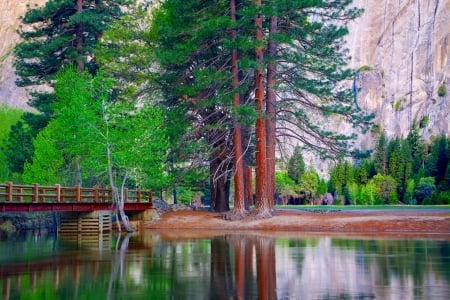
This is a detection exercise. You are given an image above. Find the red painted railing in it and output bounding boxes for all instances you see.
[0,182,152,212]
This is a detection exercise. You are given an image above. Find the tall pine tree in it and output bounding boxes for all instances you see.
[6,0,129,176]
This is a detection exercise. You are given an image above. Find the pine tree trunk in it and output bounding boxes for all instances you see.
[225,0,246,220]
[210,154,231,212]
[253,0,271,218]
[265,16,278,213]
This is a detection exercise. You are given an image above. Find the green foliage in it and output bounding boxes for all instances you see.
[0,105,23,181]
[7,0,130,180]
[287,146,306,184]
[359,65,373,72]
[419,115,429,128]
[22,127,63,185]
[373,132,388,175]
[425,134,449,186]
[404,179,416,205]
[298,172,319,201]
[394,98,406,110]
[360,181,377,205]
[414,177,436,204]
[345,182,360,205]
[372,174,397,204]
[438,84,447,97]
[275,172,297,198]
[24,67,169,191]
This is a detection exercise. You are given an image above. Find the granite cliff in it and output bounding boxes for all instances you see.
[347,0,450,146]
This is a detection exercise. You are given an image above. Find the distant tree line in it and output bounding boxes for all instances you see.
[275,128,450,205]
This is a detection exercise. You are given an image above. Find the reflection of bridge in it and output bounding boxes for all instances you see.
[0,182,155,232]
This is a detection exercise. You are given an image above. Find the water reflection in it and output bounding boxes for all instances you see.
[0,230,449,299]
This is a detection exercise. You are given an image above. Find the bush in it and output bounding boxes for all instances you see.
[414,177,436,204]
[438,84,447,97]
[419,115,429,128]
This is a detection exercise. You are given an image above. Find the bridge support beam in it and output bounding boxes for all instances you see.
[59,210,112,234]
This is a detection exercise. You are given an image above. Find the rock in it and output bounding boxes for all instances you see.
[347,0,450,144]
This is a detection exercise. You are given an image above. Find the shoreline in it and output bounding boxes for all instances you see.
[145,208,450,235]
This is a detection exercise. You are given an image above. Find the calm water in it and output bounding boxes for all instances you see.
[0,230,449,300]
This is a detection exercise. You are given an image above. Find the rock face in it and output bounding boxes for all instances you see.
[0,0,47,109]
[0,0,449,141]
[347,0,450,143]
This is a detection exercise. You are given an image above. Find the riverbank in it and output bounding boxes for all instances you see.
[145,208,450,235]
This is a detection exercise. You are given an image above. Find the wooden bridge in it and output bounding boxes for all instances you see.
[0,182,152,213]
[0,182,155,233]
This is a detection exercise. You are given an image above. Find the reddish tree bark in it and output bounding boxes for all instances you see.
[228,0,246,219]
[255,236,277,300]
[265,16,278,212]
[246,166,253,207]
[253,0,270,217]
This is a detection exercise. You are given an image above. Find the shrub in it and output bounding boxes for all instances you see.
[419,115,429,128]
[359,65,373,72]
[438,84,447,97]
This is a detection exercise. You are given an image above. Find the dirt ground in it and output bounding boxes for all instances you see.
[145,208,450,237]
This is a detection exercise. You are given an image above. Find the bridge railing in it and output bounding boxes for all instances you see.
[0,182,152,204]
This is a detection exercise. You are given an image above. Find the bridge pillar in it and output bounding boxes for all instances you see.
[127,208,158,222]
[59,210,112,234]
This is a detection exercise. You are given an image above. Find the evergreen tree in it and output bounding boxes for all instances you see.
[406,126,426,174]
[6,0,129,175]
[373,132,388,175]
[287,146,306,184]
[425,134,449,187]
[146,0,370,216]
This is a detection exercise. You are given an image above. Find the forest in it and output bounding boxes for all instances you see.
[0,0,448,219]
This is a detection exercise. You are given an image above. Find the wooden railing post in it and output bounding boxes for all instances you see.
[136,189,141,203]
[93,187,98,203]
[55,184,61,203]
[75,185,81,202]
[6,181,13,202]
[32,183,38,203]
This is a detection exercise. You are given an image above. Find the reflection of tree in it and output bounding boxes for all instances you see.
[255,236,277,300]
[210,236,234,300]
[107,233,132,300]
[210,234,277,299]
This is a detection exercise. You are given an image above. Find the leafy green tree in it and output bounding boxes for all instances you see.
[361,181,378,205]
[404,179,416,205]
[0,105,23,181]
[22,128,64,185]
[346,182,360,205]
[372,174,397,204]
[7,0,129,176]
[25,67,168,231]
[414,177,436,204]
[274,172,296,204]
[298,172,319,203]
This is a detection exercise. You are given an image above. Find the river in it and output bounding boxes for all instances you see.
[1,230,449,299]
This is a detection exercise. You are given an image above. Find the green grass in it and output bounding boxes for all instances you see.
[275,204,450,211]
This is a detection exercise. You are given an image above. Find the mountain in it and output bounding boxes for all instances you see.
[0,0,47,109]
[347,0,450,146]
[1,0,449,141]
